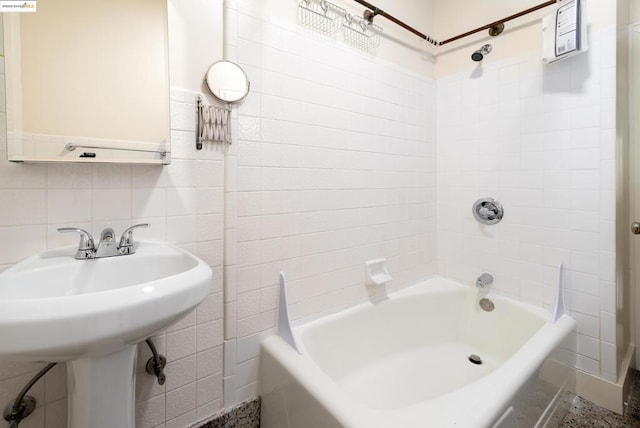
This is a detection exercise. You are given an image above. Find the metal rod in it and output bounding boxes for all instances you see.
[349,0,557,47]
[350,0,439,46]
[65,143,167,157]
[438,0,557,46]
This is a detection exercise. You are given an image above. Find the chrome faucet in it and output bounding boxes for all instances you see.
[476,272,494,288]
[58,224,150,260]
[95,228,118,258]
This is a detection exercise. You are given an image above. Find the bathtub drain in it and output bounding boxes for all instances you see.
[479,298,495,312]
[468,354,483,365]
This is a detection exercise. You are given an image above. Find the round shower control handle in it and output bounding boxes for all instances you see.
[632,222,640,235]
[472,198,504,225]
[479,206,496,219]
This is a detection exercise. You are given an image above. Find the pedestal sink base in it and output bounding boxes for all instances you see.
[67,345,137,428]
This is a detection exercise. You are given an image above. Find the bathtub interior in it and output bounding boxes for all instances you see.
[299,286,549,409]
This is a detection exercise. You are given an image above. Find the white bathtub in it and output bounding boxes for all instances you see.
[260,277,576,428]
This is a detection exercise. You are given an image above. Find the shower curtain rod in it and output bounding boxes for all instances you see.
[350,0,558,47]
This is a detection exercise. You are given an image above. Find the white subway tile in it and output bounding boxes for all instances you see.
[238,12,261,43]
[165,383,196,421]
[600,342,616,378]
[136,395,165,428]
[237,291,260,319]
[236,314,262,338]
[223,375,238,409]
[600,311,615,344]
[0,189,46,225]
[572,312,599,338]
[166,187,197,217]
[0,158,46,188]
[576,354,599,376]
[599,251,615,282]
[196,373,222,407]
[237,192,261,217]
[47,163,93,188]
[166,215,197,244]
[47,189,92,224]
[132,188,167,218]
[165,356,196,392]
[237,39,261,68]
[197,187,224,215]
[92,188,131,221]
[260,215,282,239]
[132,165,168,188]
[170,101,196,132]
[197,346,223,379]
[600,282,616,313]
[196,320,223,352]
[577,334,600,360]
[196,160,224,188]
[260,120,282,144]
[571,291,600,317]
[237,141,261,166]
[166,327,196,361]
[45,399,67,428]
[234,358,259,389]
[93,164,132,188]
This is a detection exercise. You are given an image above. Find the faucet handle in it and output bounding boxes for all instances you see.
[57,228,95,259]
[118,223,150,254]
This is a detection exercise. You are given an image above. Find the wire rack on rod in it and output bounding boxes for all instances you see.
[298,0,346,34]
[343,13,383,52]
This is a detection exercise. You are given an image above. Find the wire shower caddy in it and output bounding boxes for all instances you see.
[297,0,383,52]
[298,0,346,34]
[343,13,382,52]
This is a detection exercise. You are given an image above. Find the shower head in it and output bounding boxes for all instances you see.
[471,44,492,62]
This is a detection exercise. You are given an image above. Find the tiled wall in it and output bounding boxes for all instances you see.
[221,0,437,408]
[436,28,618,382]
[0,87,225,428]
[0,2,623,425]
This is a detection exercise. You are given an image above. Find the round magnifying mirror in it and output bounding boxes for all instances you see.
[205,60,250,104]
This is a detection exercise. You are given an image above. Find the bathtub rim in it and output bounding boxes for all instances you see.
[260,276,577,427]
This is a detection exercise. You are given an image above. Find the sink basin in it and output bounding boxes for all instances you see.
[0,240,211,361]
[0,240,212,428]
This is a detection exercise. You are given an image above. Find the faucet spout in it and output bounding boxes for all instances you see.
[99,228,115,242]
[476,272,494,288]
[95,228,118,258]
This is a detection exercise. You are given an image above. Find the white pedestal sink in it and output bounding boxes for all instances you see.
[0,241,212,428]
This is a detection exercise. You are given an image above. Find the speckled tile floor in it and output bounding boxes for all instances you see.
[560,371,640,427]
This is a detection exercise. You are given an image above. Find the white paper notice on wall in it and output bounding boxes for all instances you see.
[542,0,587,64]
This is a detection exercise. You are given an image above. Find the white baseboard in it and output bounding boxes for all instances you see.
[575,344,635,414]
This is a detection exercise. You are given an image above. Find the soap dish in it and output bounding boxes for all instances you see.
[365,258,392,285]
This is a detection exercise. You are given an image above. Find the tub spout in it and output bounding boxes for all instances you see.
[476,272,494,288]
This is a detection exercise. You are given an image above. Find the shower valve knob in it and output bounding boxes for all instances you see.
[472,198,504,225]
